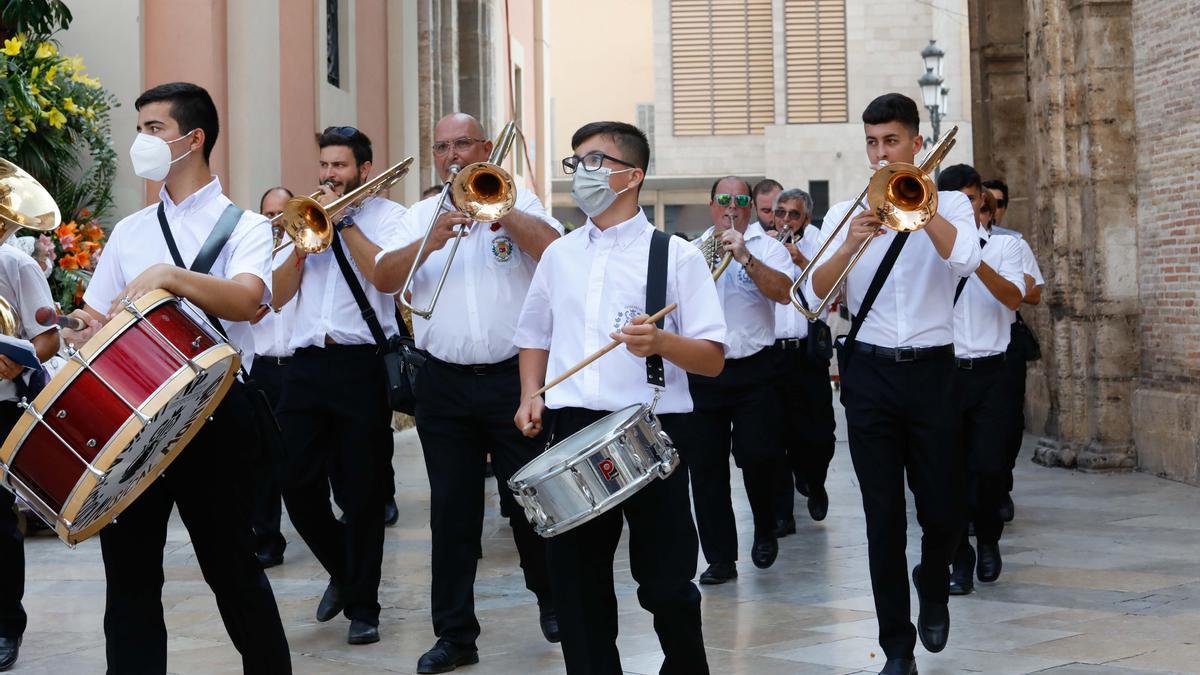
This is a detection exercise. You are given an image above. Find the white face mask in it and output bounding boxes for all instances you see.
[129,130,196,181]
[571,166,635,218]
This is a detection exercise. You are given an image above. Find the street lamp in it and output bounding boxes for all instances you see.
[918,40,948,176]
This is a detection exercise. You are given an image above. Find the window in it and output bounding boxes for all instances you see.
[670,0,774,136]
[809,179,829,225]
[326,0,342,88]
[784,0,848,124]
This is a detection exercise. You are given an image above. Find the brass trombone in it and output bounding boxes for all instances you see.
[1,157,61,241]
[271,156,416,255]
[789,126,959,319]
[399,121,520,319]
[697,215,735,281]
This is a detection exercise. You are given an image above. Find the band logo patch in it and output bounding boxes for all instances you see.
[736,263,753,286]
[491,236,514,262]
[597,457,618,481]
[612,306,643,332]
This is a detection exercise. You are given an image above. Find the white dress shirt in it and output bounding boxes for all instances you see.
[274,196,406,351]
[251,299,297,360]
[695,221,791,359]
[775,225,827,340]
[84,177,272,371]
[514,209,726,414]
[954,227,1027,358]
[385,187,563,365]
[0,244,57,402]
[807,191,981,348]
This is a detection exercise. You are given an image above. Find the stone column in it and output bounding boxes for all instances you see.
[1023,0,1139,470]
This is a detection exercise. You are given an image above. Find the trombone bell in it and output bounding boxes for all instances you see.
[868,163,939,233]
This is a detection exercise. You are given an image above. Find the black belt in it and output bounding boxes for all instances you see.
[955,353,1005,370]
[257,355,291,366]
[851,342,954,363]
[772,337,808,351]
[427,354,519,376]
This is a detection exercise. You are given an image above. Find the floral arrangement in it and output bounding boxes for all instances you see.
[2,3,117,311]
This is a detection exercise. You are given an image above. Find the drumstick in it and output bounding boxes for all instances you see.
[531,303,678,400]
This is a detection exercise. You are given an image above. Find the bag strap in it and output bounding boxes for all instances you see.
[330,232,390,349]
[841,231,910,372]
[953,237,988,306]
[644,229,670,387]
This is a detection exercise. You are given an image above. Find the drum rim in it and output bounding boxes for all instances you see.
[508,403,650,489]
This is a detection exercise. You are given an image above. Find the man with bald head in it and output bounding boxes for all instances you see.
[375,112,562,673]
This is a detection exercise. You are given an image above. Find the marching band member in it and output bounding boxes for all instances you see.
[937,165,1026,594]
[270,126,405,646]
[514,121,725,674]
[752,178,783,230]
[769,189,837,534]
[675,177,792,584]
[63,81,291,674]
[807,93,980,675]
[248,186,294,568]
[373,112,562,673]
[0,240,62,673]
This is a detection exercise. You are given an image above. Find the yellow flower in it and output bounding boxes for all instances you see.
[2,107,13,122]
[62,97,78,113]
[46,108,66,128]
[64,56,84,73]
[29,83,39,96]
[2,36,23,57]
[36,95,51,108]
[31,65,41,79]
[20,115,36,132]
[34,42,56,60]
[71,72,100,88]
[83,107,95,120]
[44,65,58,84]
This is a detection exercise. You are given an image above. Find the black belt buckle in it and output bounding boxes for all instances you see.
[955,357,973,370]
[470,364,488,375]
[894,347,916,363]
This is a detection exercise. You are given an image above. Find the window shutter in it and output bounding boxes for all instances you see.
[784,0,848,124]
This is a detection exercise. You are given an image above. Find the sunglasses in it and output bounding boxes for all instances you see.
[773,208,805,221]
[324,125,360,138]
[714,194,752,208]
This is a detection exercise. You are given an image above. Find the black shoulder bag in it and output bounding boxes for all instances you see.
[1012,311,1041,362]
[792,280,834,364]
[328,232,423,414]
[157,203,283,460]
[836,231,911,373]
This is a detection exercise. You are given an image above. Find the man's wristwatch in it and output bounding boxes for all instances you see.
[335,216,356,232]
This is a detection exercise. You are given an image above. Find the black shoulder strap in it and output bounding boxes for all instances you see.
[644,229,671,387]
[953,237,988,306]
[330,233,390,348]
[844,231,910,353]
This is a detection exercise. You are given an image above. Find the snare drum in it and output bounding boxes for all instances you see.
[508,404,678,537]
[0,290,240,545]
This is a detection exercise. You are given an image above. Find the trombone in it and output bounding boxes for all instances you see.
[789,126,959,319]
[399,121,520,318]
[1,157,61,241]
[271,156,416,255]
[697,215,735,281]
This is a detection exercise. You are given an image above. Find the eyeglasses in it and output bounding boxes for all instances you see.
[561,151,636,174]
[324,126,360,138]
[773,208,805,221]
[432,137,487,155]
[714,194,752,208]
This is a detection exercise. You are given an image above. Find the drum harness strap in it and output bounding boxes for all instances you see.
[645,229,671,412]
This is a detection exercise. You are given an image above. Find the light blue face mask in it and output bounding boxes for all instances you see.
[571,166,635,218]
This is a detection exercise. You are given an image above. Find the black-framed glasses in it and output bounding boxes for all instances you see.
[432,137,487,155]
[561,151,636,175]
[714,193,752,208]
[324,125,360,138]
[773,208,805,221]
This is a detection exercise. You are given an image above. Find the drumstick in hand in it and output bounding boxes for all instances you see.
[531,303,678,399]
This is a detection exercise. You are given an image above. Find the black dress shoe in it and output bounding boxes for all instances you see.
[807,486,829,521]
[348,619,380,645]
[384,498,400,526]
[0,635,20,672]
[948,545,975,596]
[315,581,344,622]
[796,476,810,498]
[911,565,949,653]
[417,639,480,673]
[977,541,1003,582]
[539,608,560,643]
[774,516,797,538]
[998,494,1015,522]
[698,562,737,585]
[879,656,917,675]
[751,534,778,569]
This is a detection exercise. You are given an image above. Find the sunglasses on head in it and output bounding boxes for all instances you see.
[714,193,751,208]
[324,125,360,138]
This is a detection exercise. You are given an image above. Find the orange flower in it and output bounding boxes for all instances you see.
[59,254,79,270]
[82,240,101,255]
[82,222,104,242]
[74,250,91,269]
[79,208,92,219]
[55,221,78,240]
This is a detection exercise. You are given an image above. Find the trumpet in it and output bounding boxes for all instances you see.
[399,121,520,319]
[789,126,959,319]
[697,215,735,281]
[271,157,415,255]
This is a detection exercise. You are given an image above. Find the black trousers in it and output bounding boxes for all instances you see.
[953,360,1009,545]
[679,348,782,564]
[277,345,392,624]
[771,342,837,519]
[98,382,291,674]
[544,407,708,675]
[1003,328,1029,493]
[0,403,25,640]
[250,358,289,554]
[838,345,965,660]
[413,356,552,648]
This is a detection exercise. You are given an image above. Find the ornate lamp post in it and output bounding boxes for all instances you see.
[918,39,948,177]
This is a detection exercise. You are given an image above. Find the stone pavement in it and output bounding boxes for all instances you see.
[12,403,1200,674]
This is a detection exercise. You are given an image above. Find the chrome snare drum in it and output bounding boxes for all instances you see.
[508,404,678,538]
